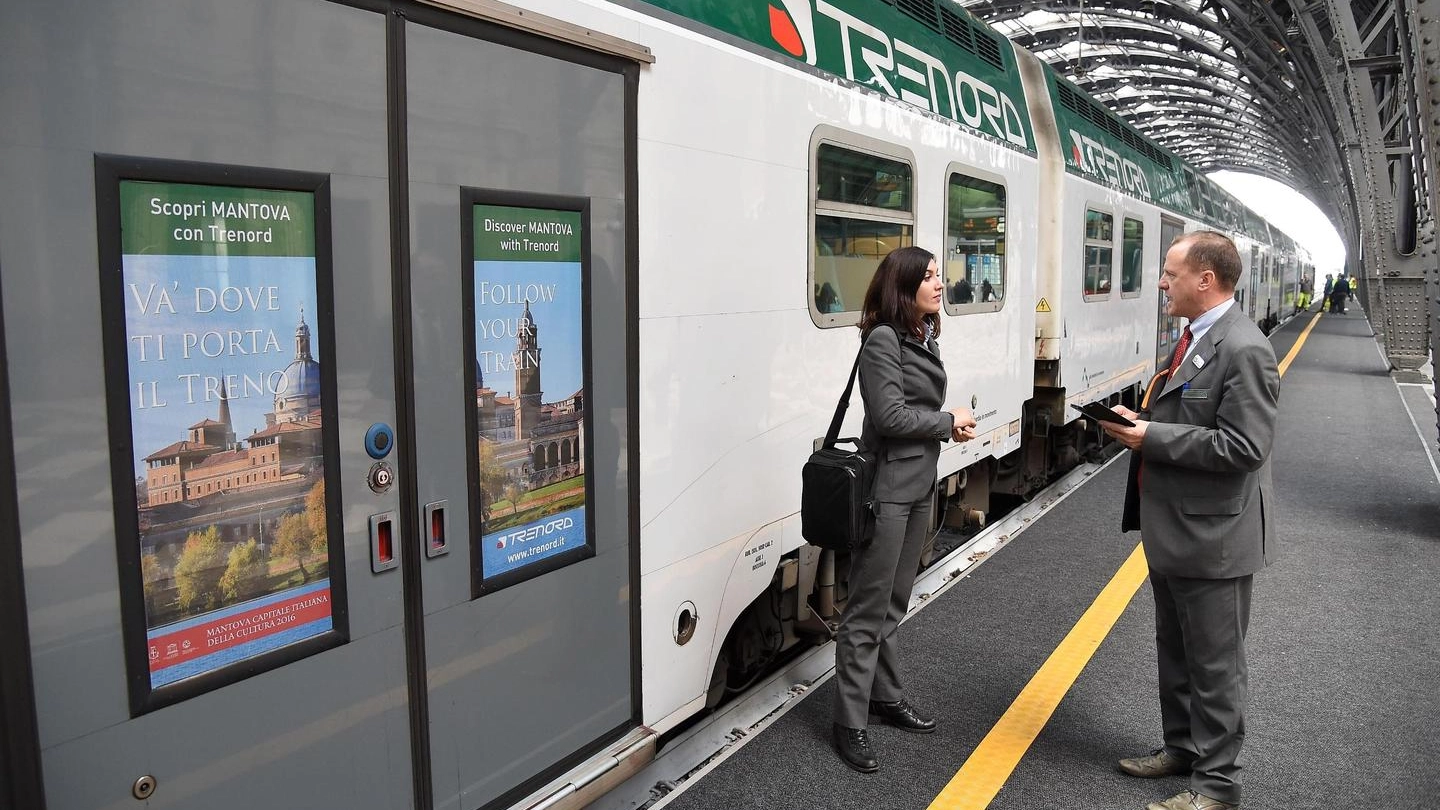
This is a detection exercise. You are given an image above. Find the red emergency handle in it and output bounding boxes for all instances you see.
[376,518,393,563]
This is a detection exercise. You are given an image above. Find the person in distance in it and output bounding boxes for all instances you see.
[831,246,977,774]
[1330,273,1350,315]
[1099,231,1279,810]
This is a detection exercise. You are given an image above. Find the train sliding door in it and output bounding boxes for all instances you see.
[1,2,414,808]
[1249,246,1263,320]
[1155,218,1186,369]
[401,11,638,810]
[0,248,45,809]
[3,3,639,808]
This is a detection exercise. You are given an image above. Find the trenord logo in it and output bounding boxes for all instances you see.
[765,0,1028,148]
[495,515,576,550]
[769,0,818,65]
[1069,128,1152,200]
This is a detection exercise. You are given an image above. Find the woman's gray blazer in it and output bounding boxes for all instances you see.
[857,325,954,503]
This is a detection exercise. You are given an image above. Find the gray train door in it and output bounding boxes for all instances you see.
[400,9,638,810]
[1,2,416,809]
[0,237,45,809]
[1155,218,1186,368]
[1249,246,1263,319]
[4,4,638,809]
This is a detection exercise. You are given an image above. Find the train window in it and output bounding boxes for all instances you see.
[811,140,915,326]
[1083,209,1113,300]
[943,171,1005,314]
[1121,217,1143,297]
[816,146,911,210]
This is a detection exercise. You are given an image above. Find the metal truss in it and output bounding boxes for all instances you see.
[961,0,1346,198]
[960,0,1440,445]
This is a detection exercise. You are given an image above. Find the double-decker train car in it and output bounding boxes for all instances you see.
[0,2,1306,809]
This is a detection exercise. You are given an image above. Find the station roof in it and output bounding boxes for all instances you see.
[958,0,1352,203]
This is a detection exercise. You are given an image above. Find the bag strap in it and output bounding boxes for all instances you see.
[822,324,895,449]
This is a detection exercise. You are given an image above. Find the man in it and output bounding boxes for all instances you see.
[1100,231,1279,810]
[1320,273,1333,311]
[1330,274,1350,314]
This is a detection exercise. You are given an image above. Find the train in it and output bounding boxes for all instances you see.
[0,1,1311,809]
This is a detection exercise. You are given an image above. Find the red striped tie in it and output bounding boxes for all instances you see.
[1167,326,1193,379]
[1141,325,1192,493]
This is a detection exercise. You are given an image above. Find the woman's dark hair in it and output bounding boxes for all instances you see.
[858,245,940,339]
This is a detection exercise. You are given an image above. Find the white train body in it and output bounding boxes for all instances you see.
[605,0,1308,734]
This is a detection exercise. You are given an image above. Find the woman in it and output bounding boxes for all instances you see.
[831,246,977,773]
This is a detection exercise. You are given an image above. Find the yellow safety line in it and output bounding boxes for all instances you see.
[927,312,1318,810]
[1277,311,1322,377]
[926,544,1149,810]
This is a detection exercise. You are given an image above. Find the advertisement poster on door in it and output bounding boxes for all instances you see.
[469,200,593,593]
[113,177,340,692]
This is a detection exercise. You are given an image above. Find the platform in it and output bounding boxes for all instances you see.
[625,308,1440,810]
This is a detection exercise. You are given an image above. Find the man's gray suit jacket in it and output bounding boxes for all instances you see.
[857,325,954,504]
[1122,304,1280,578]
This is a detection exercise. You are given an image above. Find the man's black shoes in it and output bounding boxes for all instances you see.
[1118,747,1192,778]
[868,698,937,734]
[831,723,879,773]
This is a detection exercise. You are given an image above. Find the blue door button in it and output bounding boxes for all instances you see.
[365,423,395,459]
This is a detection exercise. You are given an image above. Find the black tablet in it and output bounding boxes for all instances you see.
[1071,402,1136,427]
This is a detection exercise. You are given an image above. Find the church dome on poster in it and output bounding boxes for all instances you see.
[279,355,321,400]
[275,313,322,418]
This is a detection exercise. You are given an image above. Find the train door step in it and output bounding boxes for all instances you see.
[519,727,657,810]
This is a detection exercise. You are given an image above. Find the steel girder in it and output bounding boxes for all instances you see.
[1414,0,1439,444]
[1291,0,1435,380]
[962,0,1438,446]
[961,0,1345,198]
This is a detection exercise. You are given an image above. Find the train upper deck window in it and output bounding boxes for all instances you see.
[1083,209,1113,300]
[944,172,1005,314]
[816,146,911,210]
[1121,217,1143,297]
[811,142,915,325]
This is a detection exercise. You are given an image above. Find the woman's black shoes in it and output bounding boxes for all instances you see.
[867,698,937,733]
[831,724,879,773]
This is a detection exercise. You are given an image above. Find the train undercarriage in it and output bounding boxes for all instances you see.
[704,384,1138,712]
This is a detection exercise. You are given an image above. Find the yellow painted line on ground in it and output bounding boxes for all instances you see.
[926,544,1150,810]
[1277,311,1322,377]
[927,314,1317,810]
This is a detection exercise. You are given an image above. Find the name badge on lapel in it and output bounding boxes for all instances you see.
[1181,387,1210,399]
[1191,354,1206,369]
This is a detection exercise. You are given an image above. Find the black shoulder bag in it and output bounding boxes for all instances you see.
[800,328,889,550]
